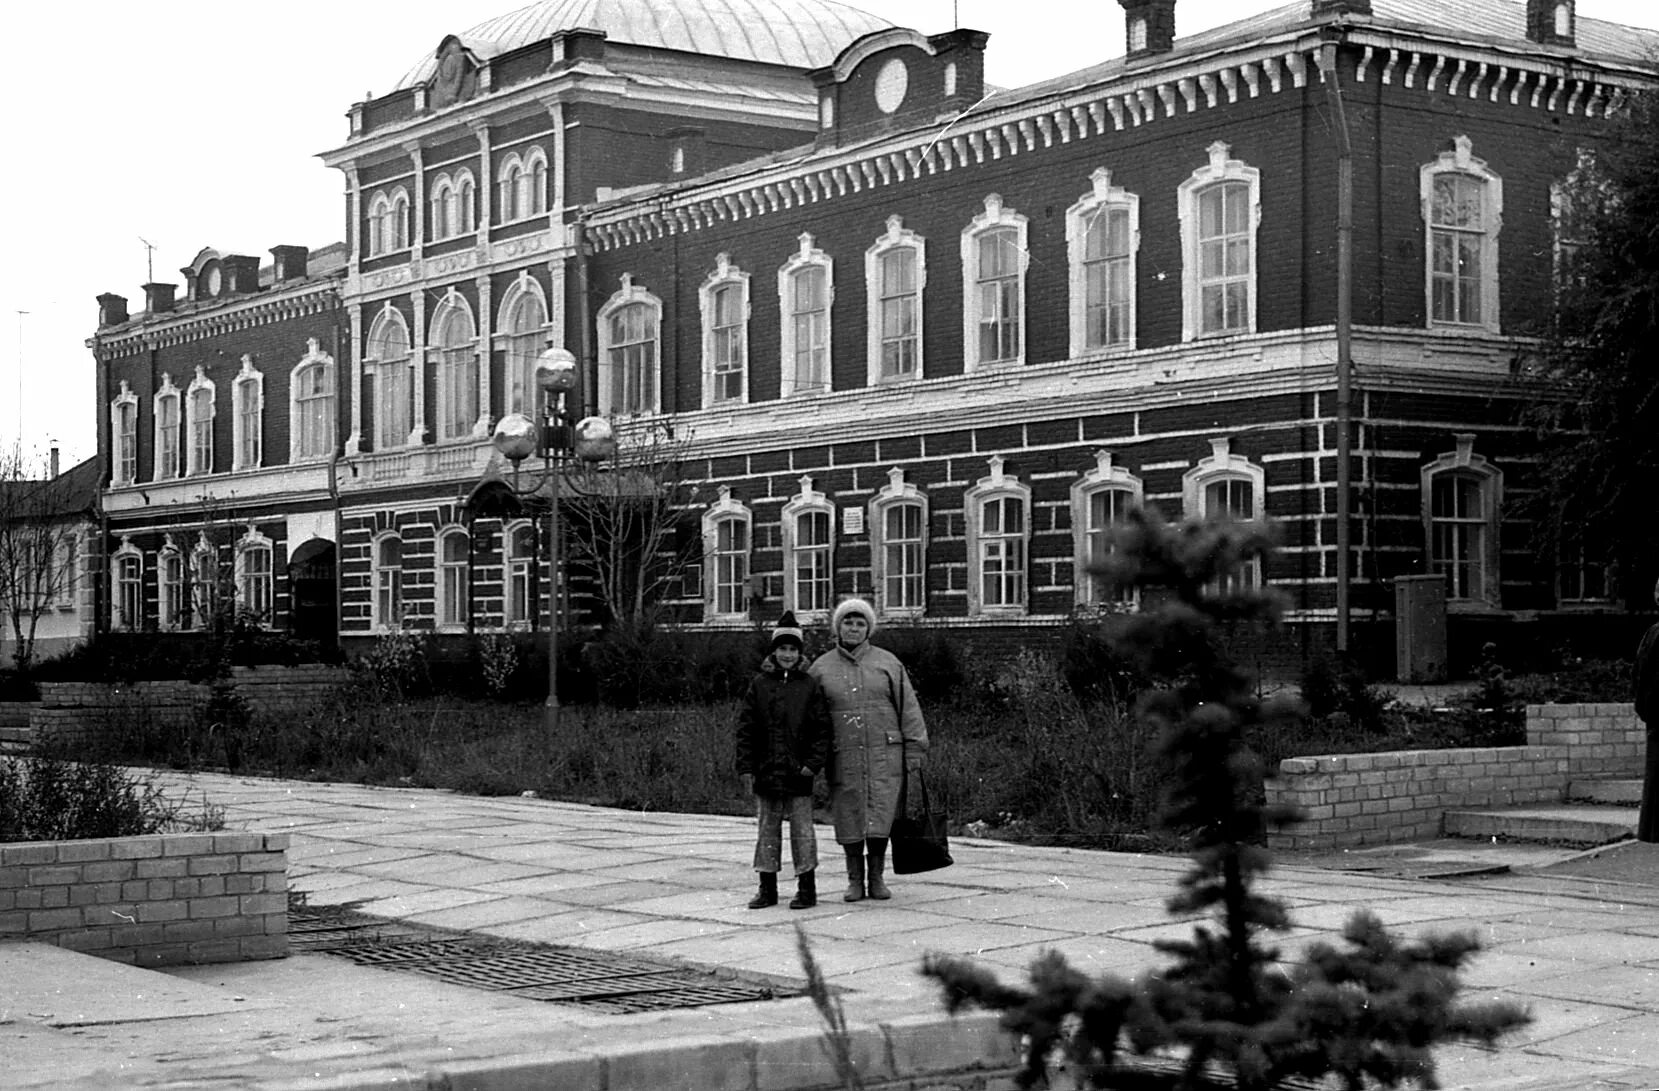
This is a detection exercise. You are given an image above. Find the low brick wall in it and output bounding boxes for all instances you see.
[1267,703,1642,851]
[0,831,289,966]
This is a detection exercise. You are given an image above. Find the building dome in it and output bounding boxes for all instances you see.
[395,0,894,90]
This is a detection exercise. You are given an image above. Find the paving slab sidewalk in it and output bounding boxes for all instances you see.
[8,771,1659,1090]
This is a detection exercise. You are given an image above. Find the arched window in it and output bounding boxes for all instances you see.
[437,527,470,630]
[1178,142,1261,340]
[389,188,410,250]
[186,367,215,476]
[1421,434,1503,606]
[779,234,833,398]
[430,293,478,441]
[700,253,750,406]
[525,148,548,216]
[153,374,182,481]
[868,467,928,619]
[597,275,661,416]
[111,538,143,631]
[1067,168,1139,355]
[456,170,477,234]
[236,528,273,625]
[701,487,751,622]
[159,539,185,632]
[781,476,834,619]
[290,338,335,462]
[1183,437,1267,590]
[192,534,219,629]
[111,382,139,487]
[367,305,412,449]
[1422,135,1503,332]
[961,195,1028,369]
[367,192,392,256]
[497,157,523,222]
[429,174,455,240]
[1071,451,1143,609]
[232,355,264,471]
[964,456,1029,616]
[498,276,549,415]
[505,520,537,627]
[372,532,403,630]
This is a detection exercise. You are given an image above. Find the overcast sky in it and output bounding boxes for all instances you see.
[5,0,1657,470]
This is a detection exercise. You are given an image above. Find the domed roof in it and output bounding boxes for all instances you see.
[395,0,894,90]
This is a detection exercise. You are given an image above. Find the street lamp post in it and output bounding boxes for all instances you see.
[490,347,616,734]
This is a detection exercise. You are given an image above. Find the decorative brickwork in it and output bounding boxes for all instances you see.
[0,831,289,967]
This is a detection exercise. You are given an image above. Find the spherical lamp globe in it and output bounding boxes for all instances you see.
[573,416,617,463]
[491,413,538,463]
[535,347,579,394]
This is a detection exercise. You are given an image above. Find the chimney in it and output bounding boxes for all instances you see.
[143,283,177,314]
[1527,0,1575,46]
[50,445,59,479]
[97,293,129,327]
[1312,0,1371,14]
[222,255,262,294]
[270,245,309,283]
[1118,0,1176,60]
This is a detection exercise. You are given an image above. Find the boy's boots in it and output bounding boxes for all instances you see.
[789,869,817,909]
[866,844,892,900]
[748,872,779,909]
[843,845,866,902]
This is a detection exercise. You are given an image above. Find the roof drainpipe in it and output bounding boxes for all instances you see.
[1319,35,1355,656]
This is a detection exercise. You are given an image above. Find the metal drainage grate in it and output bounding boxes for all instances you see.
[287,894,796,1014]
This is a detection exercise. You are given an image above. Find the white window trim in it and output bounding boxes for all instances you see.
[701,486,752,623]
[1070,450,1144,609]
[390,187,410,251]
[288,337,335,464]
[186,366,216,477]
[777,233,834,399]
[868,466,929,620]
[367,191,391,256]
[496,148,548,224]
[233,355,264,472]
[234,526,274,627]
[371,530,404,632]
[964,455,1030,617]
[780,475,835,622]
[495,272,551,416]
[111,537,143,631]
[700,253,751,407]
[1183,436,1266,586]
[1066,168,1140,356]
[111,381,139,487]
[1177,141,1262,341]
[158,537,185,632]
[1421,433,1503,608]
[190,532,219,628]
[960,194,1030,371]
[366,304,415,449]
[864,215,927,387]
[503,518,537,629]
[597,275,663,417]
[436,525,471,632]
[429,173,454,240]
[428,289,484,442]
[429,171,476,241]
[1421,135,1503,334]
[152,373,182,482]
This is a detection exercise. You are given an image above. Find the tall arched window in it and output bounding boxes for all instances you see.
[865,216,926,386]
[1183,437,1267,590]
[236,529,273,625]
[456,171,477,233]
[430,294,478,441]
[526,149,548,216]
[498,158,524,222]
[964,456,1030,616]
[1421,434,1503,606]
[153,375,182,481]
[192,535,218,630]
[232,355,264,471]
[372,533,403,630]
[499,277,549,415]
[700,253,749,406]
[1178,142,1261,340]
[159,539,185,631]
[429,174,455,240]
[290,339,335,462]
[437,527,470,630]
[868,467,928,619]
[961,195,1028,369]
[112,539,143,631]
[781,476,834,620]
[187,367,215,477]
[701,487,751,622]
[111,382,138,487]
[1422,135,1503,332]
[1071,450,1143,608]
[367,306,412,449]
[367,192,392,256]
[597,275,661,416]
[1067,168,1139,355]
[778,234,833,398]
[389,188,410,250]
[505,520,537,627]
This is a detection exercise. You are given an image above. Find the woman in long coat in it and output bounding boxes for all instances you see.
[808,598,927,902]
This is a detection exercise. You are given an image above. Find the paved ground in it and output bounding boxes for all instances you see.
[9,771,1659,1090]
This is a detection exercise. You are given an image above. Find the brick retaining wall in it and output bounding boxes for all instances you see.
[0,831,289,966]
[1267,703,1642,851]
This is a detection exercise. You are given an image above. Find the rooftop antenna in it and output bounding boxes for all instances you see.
[139,237,156,284]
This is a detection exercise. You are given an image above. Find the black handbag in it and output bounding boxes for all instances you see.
[891,769,953,874]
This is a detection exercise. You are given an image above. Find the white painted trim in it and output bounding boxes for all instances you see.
[963,455,1031,617]
[867,466,929,619]
[1066,168,1140,356]
[185,366,216,478]
[701,485,752,622]
[435,524,471,631]
[596,274,664,417]
[152,374,182,482]
[864,216,927,388]
[1183,436,1266,586]
[233,355,265,472]
[496,272,551,416]
[1070,450,1144,608]
[780,475,834,621]
[700,253,751,408]
[288,338,335,464]
[1421,135,1503,334]
[777,233,834,399]
[428,289,480,442]
[1177,141,1261,341]
[1420,432,1504,605]
[960,194,1029,371]
[111,382,139,487]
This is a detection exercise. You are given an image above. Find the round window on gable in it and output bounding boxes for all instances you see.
[204,262,222,297]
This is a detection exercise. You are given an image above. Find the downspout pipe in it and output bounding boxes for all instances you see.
[1319,35,1355,656]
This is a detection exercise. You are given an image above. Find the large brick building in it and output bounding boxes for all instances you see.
[88,0,1659,672]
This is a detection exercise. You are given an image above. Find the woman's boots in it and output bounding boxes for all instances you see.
[843,844,866,902]
[866,840,891,900]
[747,872,778,909]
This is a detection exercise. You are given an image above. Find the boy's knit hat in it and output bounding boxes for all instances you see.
[770,610,804,650]
[830,597,876,635]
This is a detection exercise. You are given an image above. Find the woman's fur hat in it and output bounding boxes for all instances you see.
[770,610,804,650]
[830,597,877,635]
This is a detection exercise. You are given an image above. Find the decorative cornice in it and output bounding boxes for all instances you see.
[94,282,342,357]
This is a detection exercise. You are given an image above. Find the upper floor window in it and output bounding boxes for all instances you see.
[159,540,186,632]
[866,216,926,386]
[499,275,550,416]
[187,367,215,477]
[1421,135,1502,332]
[236,528,273,625]
[153,375,182,481]
[372,532,403,630]
[366,305,413,449]
[961,195,1028,369]
[505,520,537,627]
[1421,434,1502,606]
[232,355,263,472]
[290,339,335,462]
[1071,450,1143,609]
[367,187,410,256]
[111,382,138,487]
[778,234,833,398]
[1184,437,1266,590]
[438,527,470,630]
[700,254,749,406]
[701,487,751,622]
[1178,142,1260,340]
[1067,168,1139,355]
[112,539,142,631]
[428,170,477,240]
[496,148,548,223]
[781,476,834,620]
[597,275,661,417]
[964,456,1029,616]
[868,466,928,619]
[430,293,479,442]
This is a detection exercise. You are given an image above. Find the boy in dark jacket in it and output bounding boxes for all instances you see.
[736,611,832,909]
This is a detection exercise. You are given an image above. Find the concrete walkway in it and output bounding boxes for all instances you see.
[8,771,1659,1090]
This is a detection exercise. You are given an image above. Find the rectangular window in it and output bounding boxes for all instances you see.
[883,502,924,611]
[608,305,657,415]
[1431,473,1485,600]
[1198,182,1251,334]
[1558,532,1609,604]
[792,511,832,614]
[190,389,213,474]
[1430,175,1485,325]
[192,551,217,628]
[880,249,919,380]
[1085,488,1132,603]
[440,533,469,627]
[375,538,403,628]
[238,382,261,467]
[1204,477,1258,590]
[161,552,185,630]
[117,404,137,484]
[714,518,748,616]
[240,548,272,621]
[159,396,180,479]
[709,283,745,403]
[297,364,334,459]
[1084,207,1132,349]
[116,555,142,630]
[508,524,535,625]
[379,364,410,448]
[790,268,828,394]
[440,348,479,440]
[979,496,1025,607]
[975,228,1021,364]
